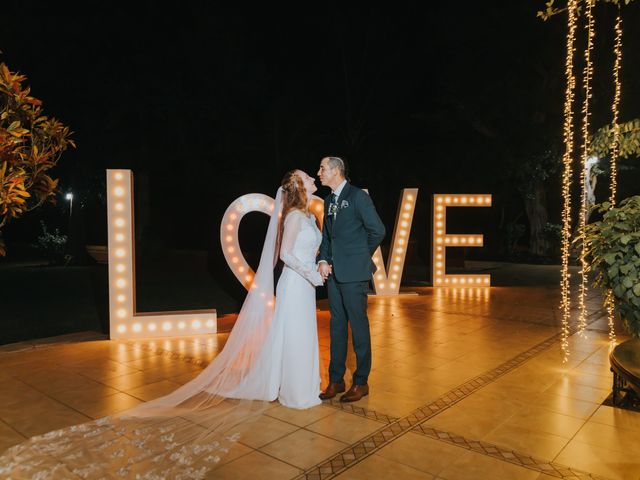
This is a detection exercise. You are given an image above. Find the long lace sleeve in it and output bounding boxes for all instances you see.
[280,211,324,286]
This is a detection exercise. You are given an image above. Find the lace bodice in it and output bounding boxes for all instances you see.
[280,210,323,286]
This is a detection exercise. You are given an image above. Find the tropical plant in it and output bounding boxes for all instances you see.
[0,61,75,256]
[590,118,640,160]
[578,196,640,337]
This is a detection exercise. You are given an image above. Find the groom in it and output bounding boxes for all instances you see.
[317,157,385,403]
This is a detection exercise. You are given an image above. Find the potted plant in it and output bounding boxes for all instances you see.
[579,196,640,406]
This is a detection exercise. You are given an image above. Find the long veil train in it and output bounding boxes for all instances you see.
[0,189,286,479]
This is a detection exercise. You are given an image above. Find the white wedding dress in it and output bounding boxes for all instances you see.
[225,209,323,409]
[0,189,324,479]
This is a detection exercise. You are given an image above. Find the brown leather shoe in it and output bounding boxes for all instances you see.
[319,382,346,400]
[340,384,369,403]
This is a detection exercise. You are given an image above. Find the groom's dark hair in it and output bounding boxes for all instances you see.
[327,156,349,181]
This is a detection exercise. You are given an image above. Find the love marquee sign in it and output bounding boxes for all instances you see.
[107,169,491,340]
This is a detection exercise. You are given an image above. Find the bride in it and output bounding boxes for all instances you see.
[0,169,326,478]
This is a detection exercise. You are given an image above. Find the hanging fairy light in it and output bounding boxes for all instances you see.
[605,289,617,350]
[606,6,623,346]
[609,7,622,207]
[577,0,595,337]
[560,0,579,362]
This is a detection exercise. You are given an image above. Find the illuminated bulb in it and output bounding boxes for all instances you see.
[178,321,186,330]
[133,323,142,332]
[484,278,489,284]
[231,257,239,264]
[461,197,468,203]
[395,248,403,254]
[436,254,443,260]
[226,235,233,242]
[391,274,398,280]
[476,278,482,284]
[116,264,125,273]
[393,265,400,271]
[477,197,484,204]
[206,319,215,328]
[436,270,442,276]
[117,294,126,303]
[116,279,126,288]
[445,197,451,203]
[461,238,466,244]
[162,322,172,331]
[373,257,379,263]
[379,283,386,289]
[437,230,443,235]
[452,278,458,284]
[436,213,443,219]
[238,266,245,272]
[245,274,253,283]
[267,300,274,307]
[115,233,125,242]
[436,262,443,268]
[485,197,491,204]
[401,221,408,227]
[445,278,450,283]
[436,221,443,228]
[114,172,123,180]
[394,256,401,262]
[399,229,407,236]
[115,203,124,211]
[227,247,235,253]
[437,197,443,203]
[376,274,384,280]
[443,238,449,244]
[117,325,126,333]
[469,237,475,244]
[114,187,125,197]
[407,194,414,201]
[148,323,157,332]
[452,238,459,244]
[193,320,201,329]
[403,213,410,219]
[461,278,466,284]
[226,224,233,231]
[404,204,411,210]
[230,213,237,220]
[398,238,405,245]
[436,206,443,211]
[390,283,396,289]
[470,197,475,203]
[115,249,125,257]
[115,218,125,227]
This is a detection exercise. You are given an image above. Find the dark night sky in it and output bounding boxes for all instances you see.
[2,1,639,260]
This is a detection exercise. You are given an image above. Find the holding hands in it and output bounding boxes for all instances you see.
[318,262,332,283]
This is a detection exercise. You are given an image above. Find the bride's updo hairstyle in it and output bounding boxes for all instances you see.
[276,170,308,261]
[280,170,308,218]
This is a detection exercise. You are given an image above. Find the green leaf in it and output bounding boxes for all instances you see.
[604,253,617,265]
[622,235,632,245]
[633,283,640,297]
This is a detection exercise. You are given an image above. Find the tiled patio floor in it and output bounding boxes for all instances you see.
[1,286,639,479]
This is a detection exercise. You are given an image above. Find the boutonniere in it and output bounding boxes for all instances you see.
[328,203,338,218]
[329,200,349,219]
